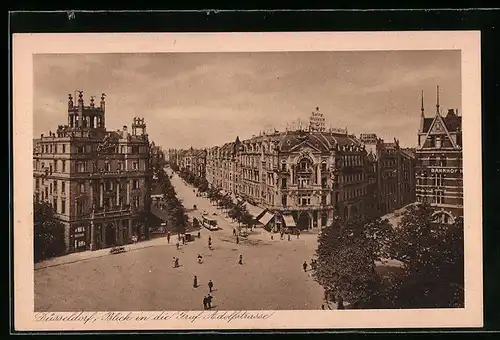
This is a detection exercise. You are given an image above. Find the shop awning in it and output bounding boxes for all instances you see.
[283,215,296,227]
[258,212,274,226]
[244,202,266,220]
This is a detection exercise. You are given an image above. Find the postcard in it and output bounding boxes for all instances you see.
[13,31,482,331]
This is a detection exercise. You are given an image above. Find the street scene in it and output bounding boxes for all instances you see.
[33,51,464,311]
[35,169,324,311]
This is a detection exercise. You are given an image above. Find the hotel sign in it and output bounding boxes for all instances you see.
[430,167,463,174]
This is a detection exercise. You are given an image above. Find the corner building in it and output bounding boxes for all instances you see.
[206,109,370,231]
[415,88,463,223]
[33,91,152,253]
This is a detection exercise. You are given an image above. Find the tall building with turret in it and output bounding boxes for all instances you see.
[415,87,463,223]
[33,91,153,253]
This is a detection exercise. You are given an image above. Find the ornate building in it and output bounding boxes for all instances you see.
[415,87,463,223]
[33,91,153,253]
[360,133,417,217]
[206,109,370,231]
[176,147,207,179]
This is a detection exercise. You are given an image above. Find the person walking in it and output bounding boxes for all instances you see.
[208,279,214,293]
[207,294,213,309]
[236,236,239,245]
[197,231,201,238]
[197,254,203,264]
[303,261,308,272]
[321,304,325,310]
[208,240,212,250]
[238,254,243,265]
[193,275,198,288]
[176,242,180,250]
[203,296,208,310]
[271,234,274,240]
[287,233,291,241]
[232,228,236,236]
[167,231,171,244]
[297,230,300,239]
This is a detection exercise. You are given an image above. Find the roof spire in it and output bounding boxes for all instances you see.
[436,85,440,115]
[421,90,425,117]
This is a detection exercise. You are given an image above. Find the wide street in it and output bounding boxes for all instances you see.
[34,171,325,311]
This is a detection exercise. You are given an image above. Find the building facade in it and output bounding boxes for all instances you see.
[206,109,370,231]
[360,133,417,217]
[33,91,153,253]
[175,147,207,179]
[415,88,463,223]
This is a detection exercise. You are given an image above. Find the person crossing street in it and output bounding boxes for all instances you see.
[208,279,214,292]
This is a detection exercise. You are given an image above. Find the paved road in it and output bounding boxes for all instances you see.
[34,171,324,311]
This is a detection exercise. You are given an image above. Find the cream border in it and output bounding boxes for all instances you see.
[13,31,483,331]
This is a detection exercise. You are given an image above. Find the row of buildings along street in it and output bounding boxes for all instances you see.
[168,87,463,234]
[33,86,462,256]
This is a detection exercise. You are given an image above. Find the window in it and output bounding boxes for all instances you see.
[54,181,58,193]
[281,177,287,189]
[117,161,123,171]
[36,179,40,189]
[62,144,66,153]
[79,182,85,193]
[321,195,327,205]
[133,196,140,208]
[133,162,138,170]
[62,160,66,172]
[49,182,52,194]
[77,145,85,153]
[61,199,66,214]
[49,164,53,174]
[132,146,139,153]
[49,145,53,153]
[105,162,111,172]
[282,195,287,207]
[439,157,447,167]
[62,182,66,193]
[53,198,57,212]
[76,161,86,173]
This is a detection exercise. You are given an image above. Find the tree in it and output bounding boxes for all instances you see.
[388,203,464,308]
[313,216,393,308]
[34,201,66,262]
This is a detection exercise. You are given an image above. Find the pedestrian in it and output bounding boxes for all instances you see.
[197,254,203,264]
[280,231,284,240]
[208,240,212,250]
[176,242,179,250]
[193,275,198,288]
[208,279,214,292]
[182,236,186,245]
[236,236,239,245]
[238,254,243,265]
[303,261,307,272]
[321,304,325,310]
[207,294,213,309]
[203,296,208,310]
[233,228,236,236]
[297,230,300,239]
[208,236,212,243]
[271,234,274,240]
[197,231,201,238]
[167,231,171,243]
[288,233,291,241]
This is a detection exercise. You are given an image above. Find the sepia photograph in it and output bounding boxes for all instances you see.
[13,32,482,330]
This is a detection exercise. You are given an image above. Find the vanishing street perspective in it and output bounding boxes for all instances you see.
[33,52,464,311]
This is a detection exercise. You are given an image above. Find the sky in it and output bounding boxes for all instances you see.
[34,50,461,149]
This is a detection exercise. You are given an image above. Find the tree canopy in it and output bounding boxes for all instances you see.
[313,202,464,309]
[34,201,66,262]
